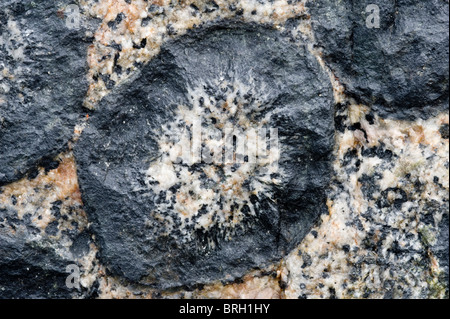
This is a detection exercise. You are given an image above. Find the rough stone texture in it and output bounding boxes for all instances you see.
[0,153,100,299]
[308,0,449,120]
[0,0,96,185]
[0,234,75,299]
[284,109,449,299]
[0,0,448,299]
[75,22,334,289]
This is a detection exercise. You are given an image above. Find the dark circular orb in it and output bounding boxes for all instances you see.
[74,22,334,288]
[308,0,449,120]
[0,0,95,184]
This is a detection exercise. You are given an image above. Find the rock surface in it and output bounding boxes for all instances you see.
[308,0,449,120]
[0,0,448,299]
[0,233,75,299]
[0,0,96,185]
[75,22,334,288]
[0,153,99,299]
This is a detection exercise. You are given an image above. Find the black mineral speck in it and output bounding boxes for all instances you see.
[45,220,59,236]
[141,16,152,27]
[70,231,92,257]
[108,12,126,30]
[440,124,449,139]
[50,200,62,219]
[27,167,40,180]
[365,113,375,125]
[334,115,347,133]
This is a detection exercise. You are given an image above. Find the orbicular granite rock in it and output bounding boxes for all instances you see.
[74,22,335,289]
[308,0,449,120]
[0,0,96,185]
